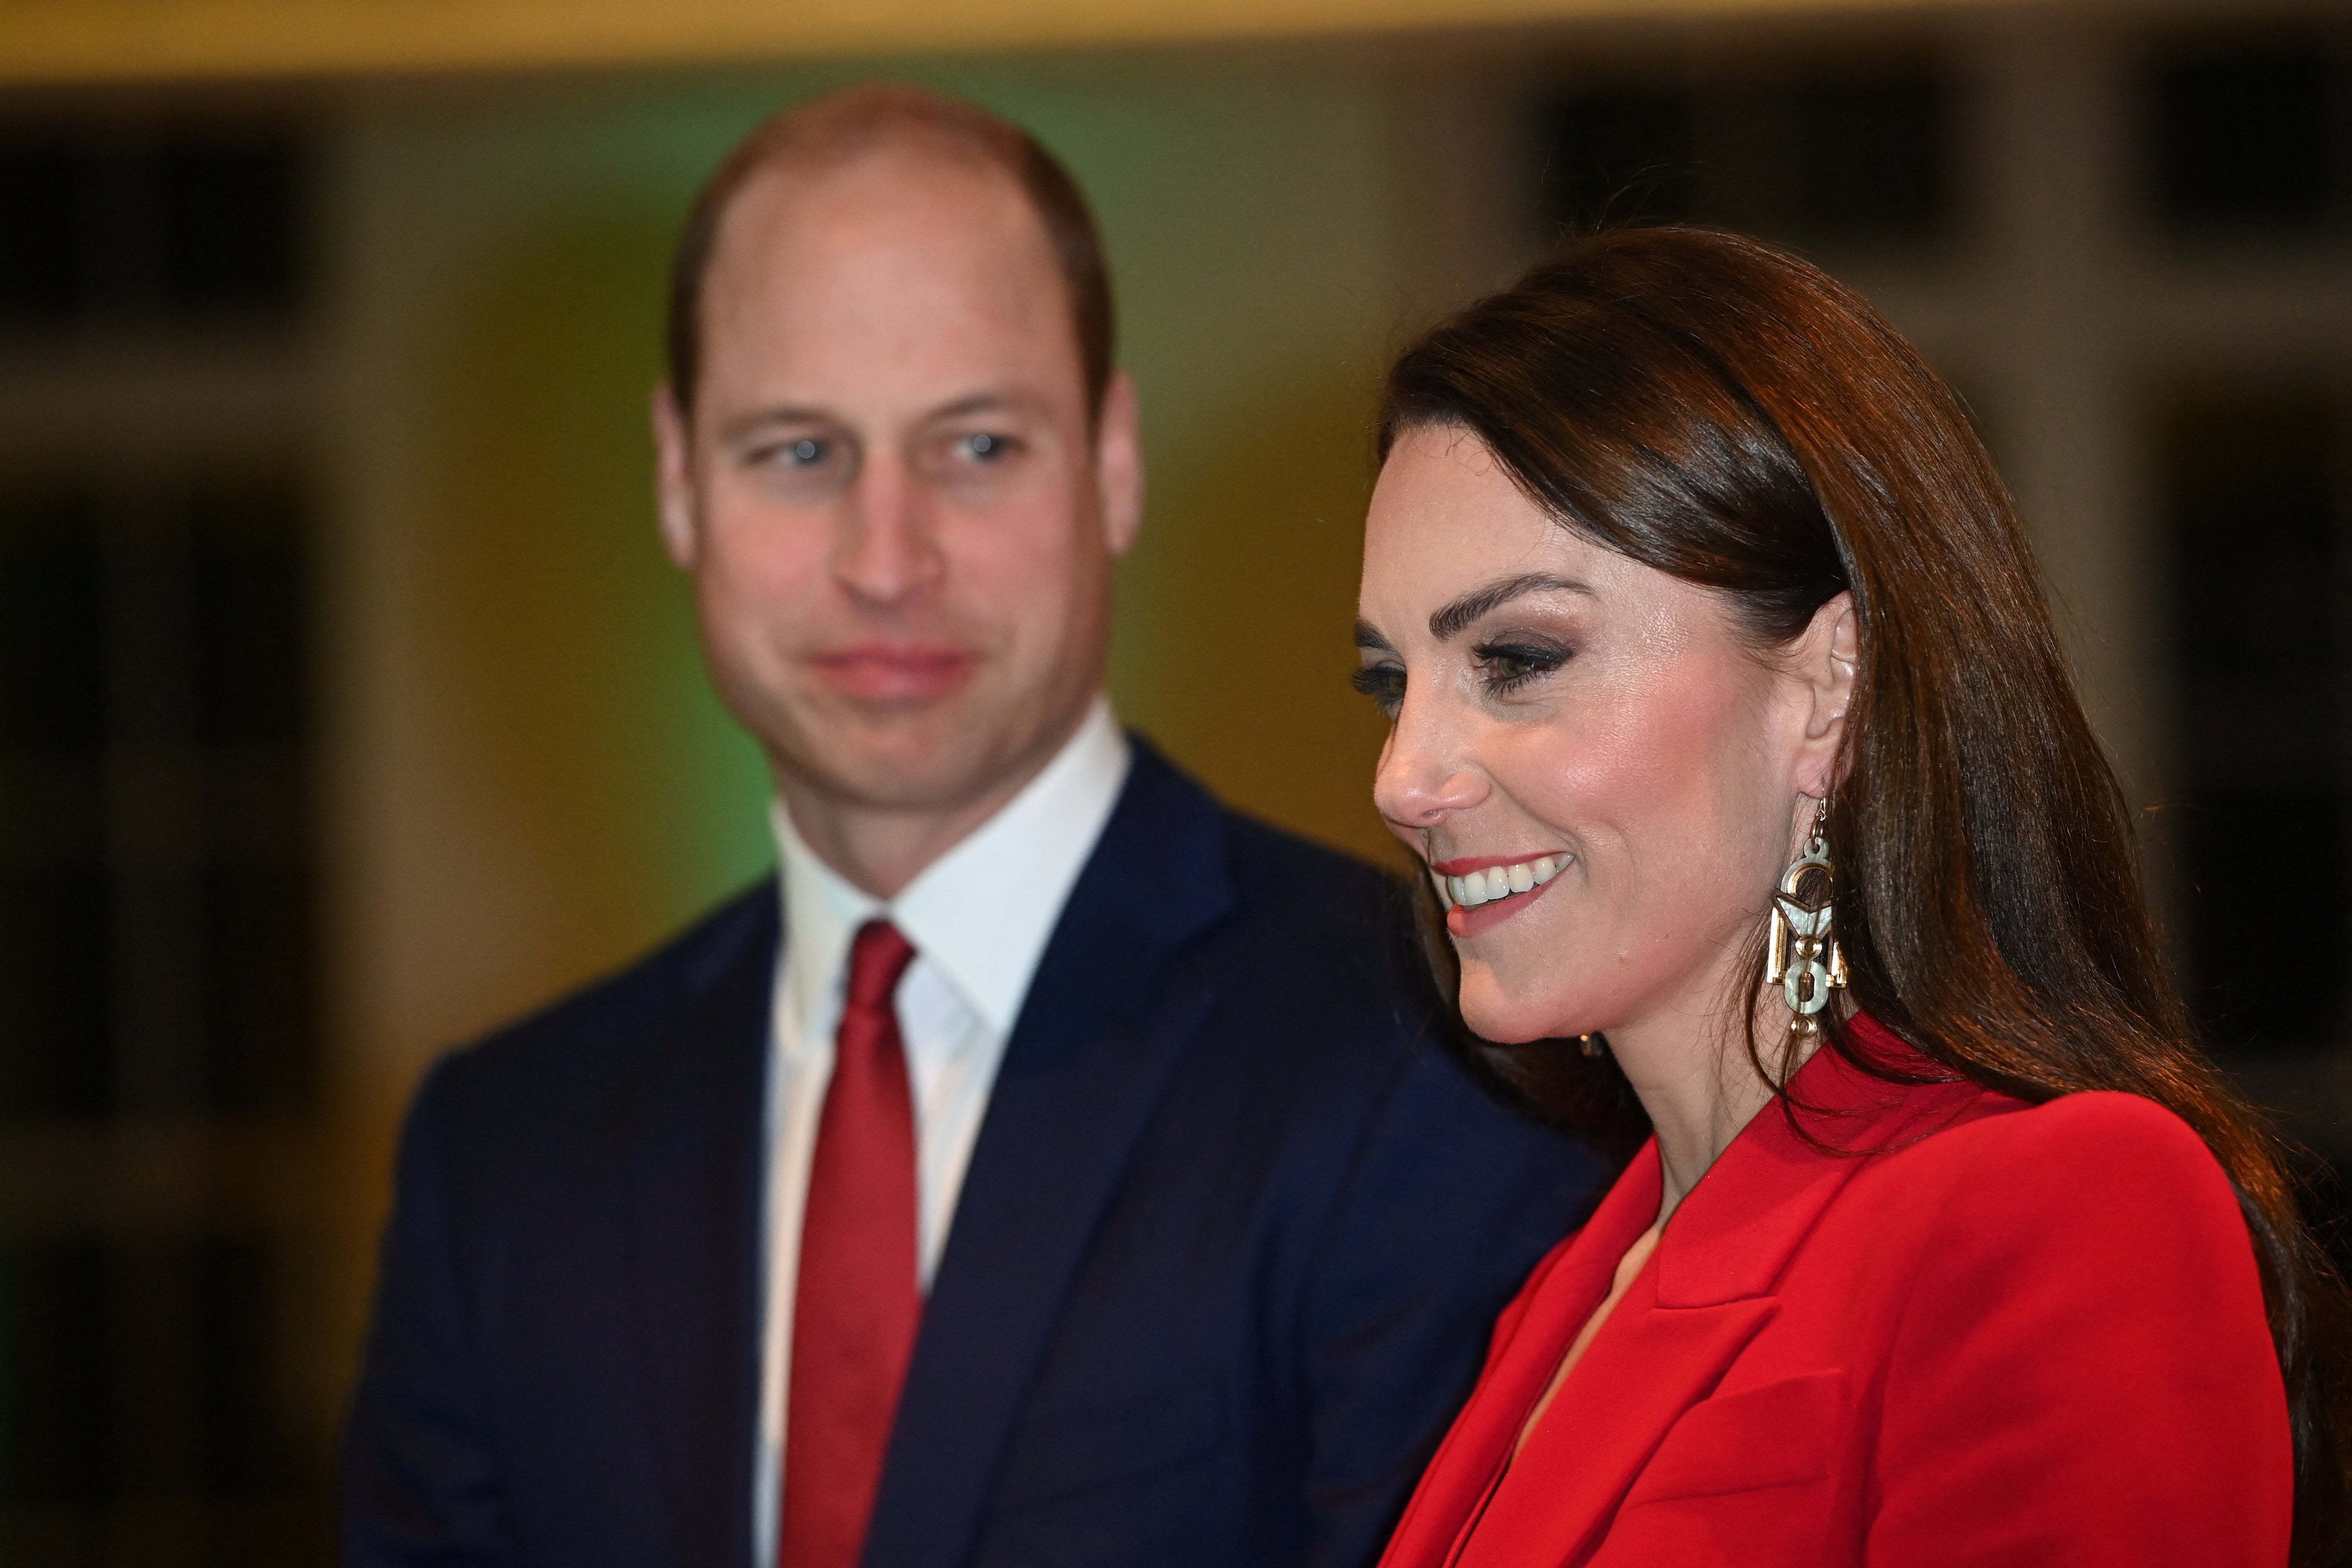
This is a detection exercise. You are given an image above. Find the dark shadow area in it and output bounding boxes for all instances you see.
[2148,30,2347,237]
[2159,381,2352,1305]
[1526,54,1954,253]
[0,106,327,1568]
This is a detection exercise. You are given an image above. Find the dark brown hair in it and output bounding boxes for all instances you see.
[665,83,1113,421]
[1382,226,2348,1561]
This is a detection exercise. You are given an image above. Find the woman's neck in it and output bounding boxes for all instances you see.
[1611,992,1818,1221]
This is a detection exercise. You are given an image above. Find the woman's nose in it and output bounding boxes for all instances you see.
[1373,698,1487,830]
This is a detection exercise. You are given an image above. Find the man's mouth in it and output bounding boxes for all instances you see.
[808,645,980,703]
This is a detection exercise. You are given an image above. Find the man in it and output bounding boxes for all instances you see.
[342,84,1601,1568]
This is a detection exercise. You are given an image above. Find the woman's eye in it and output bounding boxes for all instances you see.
[956,432,1014,462]
[783,437,828,465]
[1474,643,1565,693]
[1490,651,1537,681]
[1350,664,1406,715]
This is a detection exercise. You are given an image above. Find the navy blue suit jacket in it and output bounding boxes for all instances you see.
[341,743,1604,1568]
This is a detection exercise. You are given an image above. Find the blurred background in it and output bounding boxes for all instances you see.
[0,0,2345,1560]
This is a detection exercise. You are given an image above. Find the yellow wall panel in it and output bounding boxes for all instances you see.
[6,0,2002,84]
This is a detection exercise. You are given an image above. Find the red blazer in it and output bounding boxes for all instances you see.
[1380,1015,2292,1568]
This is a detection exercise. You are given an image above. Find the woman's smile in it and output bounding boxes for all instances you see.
[1429,852,1574,936]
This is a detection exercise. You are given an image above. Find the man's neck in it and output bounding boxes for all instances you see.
[776,708,1097,900]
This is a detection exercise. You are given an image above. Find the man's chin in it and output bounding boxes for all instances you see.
[773,720,1035,816]
[748,668,1100,825]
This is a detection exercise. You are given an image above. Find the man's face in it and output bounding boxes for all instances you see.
[656,146,1141,826]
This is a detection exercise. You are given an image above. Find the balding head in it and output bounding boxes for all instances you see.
[667,84,1114,425]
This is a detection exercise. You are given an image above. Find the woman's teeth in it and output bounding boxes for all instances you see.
[1442,855,1569,908]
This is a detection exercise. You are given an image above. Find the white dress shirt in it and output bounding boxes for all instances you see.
[752,698,1131,1563]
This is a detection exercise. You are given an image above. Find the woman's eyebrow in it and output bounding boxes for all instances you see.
[1428,572,1592,640]
[1353,619,1397,653]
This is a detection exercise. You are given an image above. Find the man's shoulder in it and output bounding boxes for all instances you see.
[1111,745,1441,1053]
[1219,810,1403,906]
[422,878,777,1118]
[1208,806,1423,992]
[1120,738,1411,930]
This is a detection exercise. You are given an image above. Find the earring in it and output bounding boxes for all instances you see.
[1764,803,1848,1037]
[1576,1033,1606,1059]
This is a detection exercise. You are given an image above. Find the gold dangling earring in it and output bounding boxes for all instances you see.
[1577,1032,1606,1059]
[1764,800,1848,1039]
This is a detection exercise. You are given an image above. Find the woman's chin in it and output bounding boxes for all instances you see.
[1455,974,1579,1047]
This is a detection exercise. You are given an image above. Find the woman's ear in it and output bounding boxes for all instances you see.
[1793,591,1858,795]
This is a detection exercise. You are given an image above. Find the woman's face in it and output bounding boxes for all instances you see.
[1357,425,1840,1047]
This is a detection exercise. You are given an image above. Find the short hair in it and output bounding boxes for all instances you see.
[664,83,1114,422]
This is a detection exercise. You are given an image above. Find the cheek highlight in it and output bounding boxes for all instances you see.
[1455,637,1793,1043]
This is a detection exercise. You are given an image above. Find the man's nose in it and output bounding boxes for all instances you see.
[1372,692,1489,832]
[831,457,945,606]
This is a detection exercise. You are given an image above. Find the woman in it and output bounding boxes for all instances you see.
[1352,228,2347,1567]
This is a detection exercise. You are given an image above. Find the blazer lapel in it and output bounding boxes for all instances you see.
[1380,1146,1666,1568]
[1485,1278,1780,1565]
[1657,1024,1990,1311]
[620,888,779,1568]
[1461,1024,1993,1567]
[862,745,1237,1568]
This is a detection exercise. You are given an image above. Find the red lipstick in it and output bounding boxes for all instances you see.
[1445,873,1558,938]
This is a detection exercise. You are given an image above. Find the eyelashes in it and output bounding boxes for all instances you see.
[1350,641,1569,716]
[1351,664,1405,718]
[1474,641,1567,694]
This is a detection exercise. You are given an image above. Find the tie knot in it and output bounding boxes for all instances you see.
[844,920,917,1015]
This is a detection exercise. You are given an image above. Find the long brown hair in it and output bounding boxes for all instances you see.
[1382,226,2348,1562]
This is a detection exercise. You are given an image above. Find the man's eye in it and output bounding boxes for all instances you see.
[755,436,834,469]
[957,432,1013,462]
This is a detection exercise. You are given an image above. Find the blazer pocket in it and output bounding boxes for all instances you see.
[991,1379,1229,1511]
[1621,1368,1845,1506]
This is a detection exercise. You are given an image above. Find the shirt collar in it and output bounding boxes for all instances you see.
[771,808,880,1062]
[769,697,1131,1045]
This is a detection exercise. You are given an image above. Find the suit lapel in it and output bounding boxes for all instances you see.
[863,746,1237,1568]
[620,888,779,1568]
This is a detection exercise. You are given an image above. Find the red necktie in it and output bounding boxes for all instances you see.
[781,920,922,1568]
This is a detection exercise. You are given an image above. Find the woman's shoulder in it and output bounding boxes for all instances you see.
[1808,1080,2280,1445]
[1841,1093,2292,1561]
[1825,1016,2235,1211]
[1854,1083,2250,1286]
[1903,1084,2227,1193]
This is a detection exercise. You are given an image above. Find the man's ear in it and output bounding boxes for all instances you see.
[1094,370,1144,558]
[652,383,699,570]
[1793,591,1858,797]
